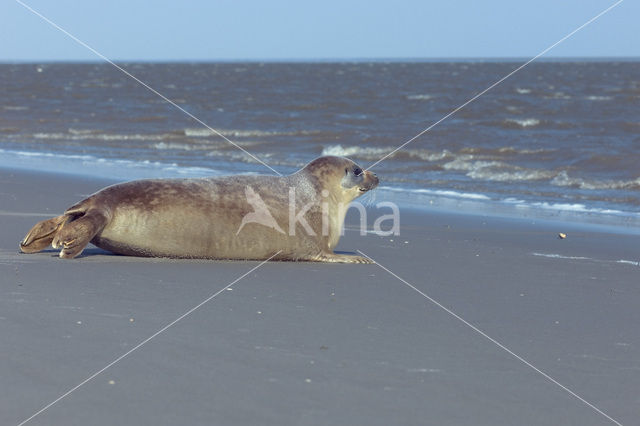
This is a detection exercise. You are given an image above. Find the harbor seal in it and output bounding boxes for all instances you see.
[19,156,378,263]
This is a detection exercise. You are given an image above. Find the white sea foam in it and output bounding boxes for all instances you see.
[406,94,433,100]
[0,149,222,180]
[551,171,640,191]
[532,253,640,266]
[515,88,531,94]
[503,118,541,128]
[413,149,452,161]
[323,145,453,162]
[502,197,526,204]
[531,253,592,261]
[497,147,551,155]
[525,201,626,216]
[33,132,168,141]
[547,92,571,100]
[322,145,361,156]
[153,142,195,151]
[68,128,98,135]
[443,159,506,175]
[379,186,490,200]
[3,150,94,161]
[616,260,639,266]
[35,128,312,141]
[585,95,613,101]
[183,128,214,137]
[467,167,555,182]
[442,157,545,181]
[184,127,320,138]
[441,155,475,170]
[321,144,390,158]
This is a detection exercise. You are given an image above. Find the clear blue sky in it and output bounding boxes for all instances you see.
[1,0,637,61]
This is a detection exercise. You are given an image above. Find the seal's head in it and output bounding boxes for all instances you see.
[302,156,379,202]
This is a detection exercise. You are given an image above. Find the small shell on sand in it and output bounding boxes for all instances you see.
[558,233,567,239]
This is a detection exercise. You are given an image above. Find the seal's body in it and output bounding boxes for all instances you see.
[19,156,378,263]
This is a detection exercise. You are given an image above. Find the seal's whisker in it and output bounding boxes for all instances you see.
[362,189,377,207]
[370,189,378,206]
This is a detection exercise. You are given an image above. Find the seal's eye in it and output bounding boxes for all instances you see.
[353,167,363,177]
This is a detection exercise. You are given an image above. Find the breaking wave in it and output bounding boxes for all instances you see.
[502,118,541,128]
[380,186,490,200]
[406,94,433,101]
[321,144,454,162]
[321,144,390,158]
[551,171,640,190]
[442,157,555,182]
[34,132,169,141]
[183,127,322,138]
[0,149,223,180]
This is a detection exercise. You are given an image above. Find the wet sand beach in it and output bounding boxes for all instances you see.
[1,167,639,425]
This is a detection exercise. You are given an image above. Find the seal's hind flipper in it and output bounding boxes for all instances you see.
[52,209,108,259]
[19,215,70,254]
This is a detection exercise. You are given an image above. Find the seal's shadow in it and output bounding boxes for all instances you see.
[37,248,362,261]
[77,247,120,257]
[39,247,118,258]
[333,250,360,256]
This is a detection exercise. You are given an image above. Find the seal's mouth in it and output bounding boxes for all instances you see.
[358,185,376,193]
[358,171,379,192]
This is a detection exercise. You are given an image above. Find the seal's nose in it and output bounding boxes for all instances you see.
[366,170,379,187]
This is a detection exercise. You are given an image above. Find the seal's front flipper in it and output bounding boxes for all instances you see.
[19,215,70,254]
[52,209,108,259]
[308,252,375,264]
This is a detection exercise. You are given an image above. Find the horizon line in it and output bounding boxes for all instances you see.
[1,55,639,64]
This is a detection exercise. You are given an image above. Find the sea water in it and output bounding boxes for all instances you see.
[1,61,638,229]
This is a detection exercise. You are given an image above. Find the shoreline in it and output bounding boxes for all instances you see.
[2,152,639,236]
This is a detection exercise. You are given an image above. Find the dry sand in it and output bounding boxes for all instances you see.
[1,168,639,426]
